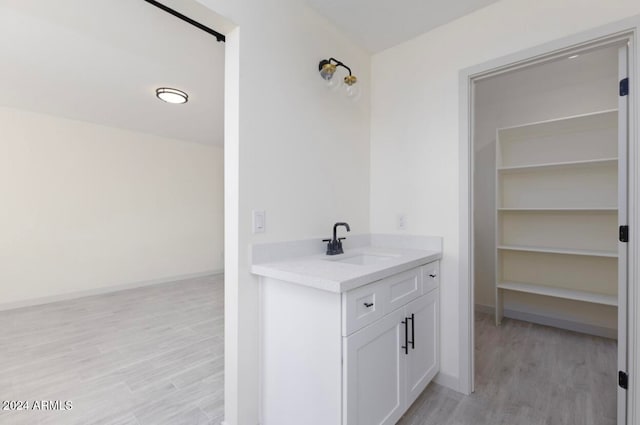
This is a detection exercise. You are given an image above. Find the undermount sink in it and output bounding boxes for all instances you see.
[329,253,398,266]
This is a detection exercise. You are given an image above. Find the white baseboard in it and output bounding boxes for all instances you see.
[434,371,459,392]
[474,303,616,339]
[0,269,224,312]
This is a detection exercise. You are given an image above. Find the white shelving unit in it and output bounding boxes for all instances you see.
[497,245,617,258]
[496,282,618,307]
[498,157,617,173]
[495,109,619,325]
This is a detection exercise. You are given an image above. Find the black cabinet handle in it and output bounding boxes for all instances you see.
[401,318,408,355]
[409,313,415,349]
[429,274,437,278]
[363,302,374,308]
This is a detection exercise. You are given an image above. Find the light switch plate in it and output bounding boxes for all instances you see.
[253,210,266,233]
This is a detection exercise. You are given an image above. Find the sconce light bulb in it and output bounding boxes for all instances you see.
[345,81,361,101]
[319,62,337,81]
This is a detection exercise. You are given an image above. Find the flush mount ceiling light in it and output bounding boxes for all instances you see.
[156,87,188,104]
[318,58,361,100]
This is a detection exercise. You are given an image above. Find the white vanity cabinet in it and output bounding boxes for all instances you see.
[344,272,439,425]
[259,260,440,425]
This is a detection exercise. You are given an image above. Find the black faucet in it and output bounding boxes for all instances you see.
[323,222,351,255]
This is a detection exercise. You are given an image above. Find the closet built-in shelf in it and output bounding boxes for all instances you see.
[497,109,618,140]
[497,282,618,306]
[495,109,620,328]
[498,157,617,174]
[497,245,617,258]
[498,207,617,212]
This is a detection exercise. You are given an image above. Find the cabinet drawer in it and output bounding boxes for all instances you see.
[422,261,439,294]
[342,267,424,336]
[386,268,423,313]
[342,280,389,336]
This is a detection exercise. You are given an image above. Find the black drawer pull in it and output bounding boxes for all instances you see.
[429,273,437,278]
[409,313,415,349]
[363,302,374,308]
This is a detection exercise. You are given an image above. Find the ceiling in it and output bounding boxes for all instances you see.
[305,0,502,53]
[0,0,224,146]
[0,0,508,144]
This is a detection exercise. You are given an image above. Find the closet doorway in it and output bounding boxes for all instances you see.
[471,39,629,424]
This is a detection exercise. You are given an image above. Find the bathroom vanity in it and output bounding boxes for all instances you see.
[251,234,442,425]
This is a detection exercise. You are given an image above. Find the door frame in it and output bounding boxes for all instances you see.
[458,15,640,423]
[619,42,631,424]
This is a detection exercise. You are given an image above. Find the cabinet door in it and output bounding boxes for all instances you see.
[405,290,439,407]
[344,308,407,425]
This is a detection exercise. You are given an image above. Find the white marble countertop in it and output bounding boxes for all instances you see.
[251,234,442,293]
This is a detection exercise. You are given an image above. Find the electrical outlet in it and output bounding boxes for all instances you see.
[253,210,266,233]
[398,214,407,230]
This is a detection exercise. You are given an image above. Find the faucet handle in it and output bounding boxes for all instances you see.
[322,239,332,243]
[338,237,346,241]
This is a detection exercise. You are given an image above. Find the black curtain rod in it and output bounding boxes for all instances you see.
[143,0,225,42]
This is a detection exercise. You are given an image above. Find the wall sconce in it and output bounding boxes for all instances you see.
[318,58,361,100]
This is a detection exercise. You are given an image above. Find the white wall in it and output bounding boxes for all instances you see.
[474,46,619,331]
[191,1,371,424]
[0,106,224,307]
[370,0,640,387]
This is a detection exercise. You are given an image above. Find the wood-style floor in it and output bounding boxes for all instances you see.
[1,275,616,425]
[0,274,224,425]
[398,312,617,425]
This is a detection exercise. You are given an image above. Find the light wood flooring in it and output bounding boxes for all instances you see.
[0,276,617,425]
[398,312,617,425]
[0,274,224,425]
